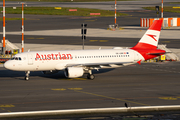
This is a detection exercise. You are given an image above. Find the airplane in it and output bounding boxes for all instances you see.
[4,20,166,81]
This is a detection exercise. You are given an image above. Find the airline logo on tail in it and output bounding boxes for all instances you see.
[131,20,163,50]
[131,20,165,61]
[146,34,157,41]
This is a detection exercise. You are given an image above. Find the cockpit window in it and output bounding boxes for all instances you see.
[11,57,15,60]
[11,57,22,61]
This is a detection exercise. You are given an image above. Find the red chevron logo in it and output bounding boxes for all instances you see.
[147,34,157,41]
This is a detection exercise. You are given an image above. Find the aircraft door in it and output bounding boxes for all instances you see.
[134,52,139,61]
[27,54,33,65]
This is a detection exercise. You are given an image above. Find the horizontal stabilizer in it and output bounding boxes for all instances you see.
[148,52,166,55]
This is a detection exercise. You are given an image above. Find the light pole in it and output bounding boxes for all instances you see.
[81,23,87,50]
[115,0,117,28]
[22,3,24,52]
[161,0,163,18]
[2,0,6,55]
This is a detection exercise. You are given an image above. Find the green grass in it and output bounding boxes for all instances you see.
[169,2,180,4]
[0,7,128,17]
[1,0,132,2]
[143,6,180,13]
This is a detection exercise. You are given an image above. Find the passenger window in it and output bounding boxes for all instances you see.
[19,57,22,60]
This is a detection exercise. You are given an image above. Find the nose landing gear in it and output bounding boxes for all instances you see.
[25,71,30,81]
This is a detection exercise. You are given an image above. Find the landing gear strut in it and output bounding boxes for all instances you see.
[87,70,95,80]
[25,71,30,81]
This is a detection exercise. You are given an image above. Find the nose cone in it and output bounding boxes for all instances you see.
[4,61,12,70]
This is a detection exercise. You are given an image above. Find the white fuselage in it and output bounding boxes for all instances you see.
[4,48,143,71]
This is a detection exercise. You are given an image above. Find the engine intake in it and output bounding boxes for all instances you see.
[64,67,84,78]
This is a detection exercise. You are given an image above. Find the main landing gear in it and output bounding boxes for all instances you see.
[25,71,30,81]
[87,70,95,80]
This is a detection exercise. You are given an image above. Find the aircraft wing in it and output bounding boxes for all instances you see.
[66,62,134,69]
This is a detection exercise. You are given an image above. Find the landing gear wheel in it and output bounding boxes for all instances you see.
[25,76,29,81]
[87,74,95,80]
[25,71,30,81]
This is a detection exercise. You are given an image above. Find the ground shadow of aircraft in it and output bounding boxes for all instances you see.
[0,68,115,81]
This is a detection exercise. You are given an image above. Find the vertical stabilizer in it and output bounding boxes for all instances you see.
[132,20,163,50]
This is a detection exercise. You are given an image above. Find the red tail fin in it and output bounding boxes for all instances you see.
[132,20,163,50]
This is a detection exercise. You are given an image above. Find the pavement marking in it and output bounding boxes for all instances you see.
[0,104,15,107]
[173,7,180,9]
[1,108,12,112]
[90,40,98,42]
[159,97,178,100]
[162,41,170,43]
[89,40,108,42]
[73,78,87,80]
[74,90,150,106]
[26,37,35,39]
[99,40,108,42]
[51,88,66,91]
[36,38,44,39]
[68,88,83,91]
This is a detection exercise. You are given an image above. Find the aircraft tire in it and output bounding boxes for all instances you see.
[87,74,95,80]
[25,76,29,81]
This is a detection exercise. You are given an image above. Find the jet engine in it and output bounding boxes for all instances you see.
[42,70,59,75]
[64,67,84,78]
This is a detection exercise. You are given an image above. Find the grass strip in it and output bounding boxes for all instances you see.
[0,7,128,17]
[169,2,180,4]
[143,6,180,13]
[0,17,25,20]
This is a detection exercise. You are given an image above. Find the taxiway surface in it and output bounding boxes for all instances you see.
[0,62,180,113]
